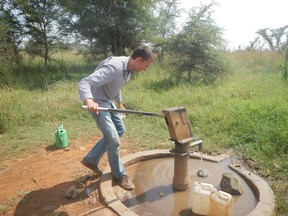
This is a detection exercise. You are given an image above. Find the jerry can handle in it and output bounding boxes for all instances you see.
[200,183,214,191]
[57,125,64,142]
[218,191,231,201]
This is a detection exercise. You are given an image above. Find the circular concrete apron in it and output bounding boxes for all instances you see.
[82,150,275,216]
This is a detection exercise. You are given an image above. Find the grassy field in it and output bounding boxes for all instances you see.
[0,50,287,215]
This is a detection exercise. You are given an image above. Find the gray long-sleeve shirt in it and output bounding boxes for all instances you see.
[78,56,131,107]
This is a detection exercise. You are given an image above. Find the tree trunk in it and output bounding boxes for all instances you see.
[43,28,48,68]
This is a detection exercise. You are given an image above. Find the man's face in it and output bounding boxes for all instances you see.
[134,57,153,72]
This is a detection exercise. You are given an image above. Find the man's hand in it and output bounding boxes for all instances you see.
[85,98,99,114]
[117,102,126,118]
[117,102,125,110]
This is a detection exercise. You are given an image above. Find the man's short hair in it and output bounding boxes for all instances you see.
[131,46,154,61]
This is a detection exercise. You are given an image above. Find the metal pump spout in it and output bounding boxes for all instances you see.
[190,140,203,152]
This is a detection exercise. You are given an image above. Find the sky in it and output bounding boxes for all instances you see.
[179,0,288,49]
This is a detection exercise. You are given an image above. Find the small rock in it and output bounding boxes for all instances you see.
[232,161,242,168]
[85,187,94,196]
[245,159,256,169]
[89,196,97,205]
[197,169,209,178]
[43,205,58,212]
[80,146,86,151]
[79,175,90,185]
[220,173,243,195]
[66,185,78,199]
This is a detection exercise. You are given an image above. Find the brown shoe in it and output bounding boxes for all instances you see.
[116,175,134,190]
[81,158,102,177]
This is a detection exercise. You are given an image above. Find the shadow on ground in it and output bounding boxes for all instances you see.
[14,179,98,216]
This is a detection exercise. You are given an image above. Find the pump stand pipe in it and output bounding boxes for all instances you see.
[172,140,191,191]
[171,140,203,191]
[81,105,165,118]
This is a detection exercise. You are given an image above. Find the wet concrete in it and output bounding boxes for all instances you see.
[114,157,257,216]
[98,150,275,216]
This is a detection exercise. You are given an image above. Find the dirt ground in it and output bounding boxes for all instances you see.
[0,135,133,216]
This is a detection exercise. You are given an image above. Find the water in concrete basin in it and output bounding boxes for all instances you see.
[114,157,257,216]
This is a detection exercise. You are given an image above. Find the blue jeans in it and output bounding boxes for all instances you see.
[84,104,126,179]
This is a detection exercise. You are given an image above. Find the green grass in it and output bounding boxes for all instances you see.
[0,50,287,215]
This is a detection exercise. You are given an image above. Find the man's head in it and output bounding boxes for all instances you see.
[128,46,154,72]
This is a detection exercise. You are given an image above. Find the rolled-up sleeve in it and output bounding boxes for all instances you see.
[114,91,122,103]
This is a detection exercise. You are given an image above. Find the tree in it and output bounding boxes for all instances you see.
[256,26,288,55]
[60,0,154,57]
[15,0,67,67]
[256,25,288,80]
[168,1,225,84]
[152,0,181,62]
[247,37,265,51]
[0,0,23,62]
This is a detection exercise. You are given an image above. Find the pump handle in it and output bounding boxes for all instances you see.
[81,105,164,118]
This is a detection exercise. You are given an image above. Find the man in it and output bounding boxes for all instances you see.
[78,46,154,190]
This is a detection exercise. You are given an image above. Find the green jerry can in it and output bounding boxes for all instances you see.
[55,125,68,148]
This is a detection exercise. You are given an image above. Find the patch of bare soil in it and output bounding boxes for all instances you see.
[0,135,133,216]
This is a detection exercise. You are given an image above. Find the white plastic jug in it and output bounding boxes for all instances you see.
[210,190,233,216]
[191,181,215,215]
